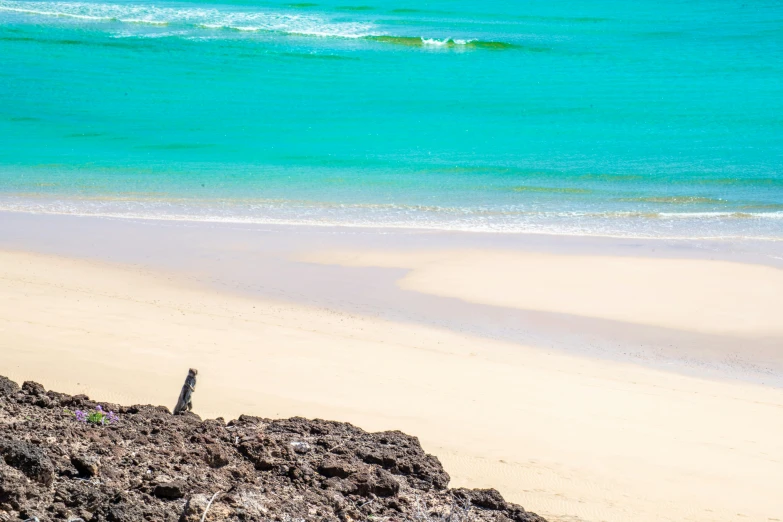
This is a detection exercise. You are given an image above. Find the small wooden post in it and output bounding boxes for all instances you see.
[173,368,198,415]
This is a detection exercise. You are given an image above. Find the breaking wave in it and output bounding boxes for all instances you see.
[0,0,376,38]
[0,1,519,47]
[366,35,519,49]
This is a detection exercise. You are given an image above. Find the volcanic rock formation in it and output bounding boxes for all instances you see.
[0,375,545,522]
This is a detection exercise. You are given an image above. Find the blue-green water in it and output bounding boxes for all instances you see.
[1,0,782,238]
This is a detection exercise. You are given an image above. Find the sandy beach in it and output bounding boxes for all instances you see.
[1,215,782,522]
[4,0,782,518]
[303,249,783,336]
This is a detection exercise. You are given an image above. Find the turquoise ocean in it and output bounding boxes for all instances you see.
[1,0,782,238]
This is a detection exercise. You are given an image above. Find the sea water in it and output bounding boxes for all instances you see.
[1,0,781,238]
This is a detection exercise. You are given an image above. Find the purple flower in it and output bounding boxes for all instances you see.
[95,405,103,412]
[108,411,119,424]
[74,410,87,423]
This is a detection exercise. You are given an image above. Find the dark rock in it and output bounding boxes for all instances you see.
[323,476,351,493]
[18,506,42,521]
[153,481,187,499]
[0,466,27,510]
[318,457,357,478]
[0,376,19,396]
[62,394,90,408]
[0,440,54,486]
[236,414,263,425]
[204,444,230,468]
[34,396,52,408]
[355,431,450,490]
[45,390,72,406]
[350,468,400,498]
[106,502,145,522]
[452,488,507,510]
[505,505,549,522]
[452,489,548,522]
[238,441,279,471]
[0,374,547,522]
[21,381,46,396]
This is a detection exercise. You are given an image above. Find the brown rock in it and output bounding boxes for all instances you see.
[106,502,145,522]
[0,465,27,510]
[71,455,100,477]
[153,480,188,499]
[318,456,357,478]
[180,494,231,522]
[355,431,450,490]
[238,441,278,471]
[21,381,46,397]
[350,468,400,498]
[204,444,230,469]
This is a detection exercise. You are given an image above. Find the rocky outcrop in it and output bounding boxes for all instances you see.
[0,377,19,397]
[0,376,546,522]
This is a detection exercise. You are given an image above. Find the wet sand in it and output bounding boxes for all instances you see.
[1,212,782,385]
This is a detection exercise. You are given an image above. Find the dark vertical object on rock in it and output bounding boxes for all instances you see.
[173,368,197,415]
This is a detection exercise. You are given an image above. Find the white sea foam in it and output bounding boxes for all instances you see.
[421,38,475,46]
[1,195,782,241]
[0,1,502,45]
[0,0,377,38]
[422,38,450,46]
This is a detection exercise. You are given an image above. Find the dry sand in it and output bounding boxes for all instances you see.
[302,249,783,336]
[1,249,782,522]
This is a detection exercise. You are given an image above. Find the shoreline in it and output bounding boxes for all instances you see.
[2,196,783,242]
[3,215,783,245]
[1,247,782,521]
[2,210,783,264]
[2,210,783,387]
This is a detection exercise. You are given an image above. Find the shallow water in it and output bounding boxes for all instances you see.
[1,0,782,238]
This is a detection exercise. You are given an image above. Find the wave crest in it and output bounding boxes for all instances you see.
[0,2,520,48]
[0,0,376,38]
[367,35,517,49]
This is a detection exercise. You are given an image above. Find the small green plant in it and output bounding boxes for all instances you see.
[66,405,118,425]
